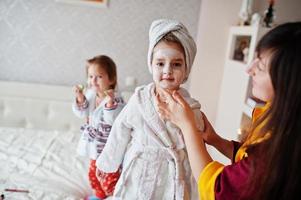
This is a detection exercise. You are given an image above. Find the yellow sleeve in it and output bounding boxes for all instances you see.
[198,161,224,200]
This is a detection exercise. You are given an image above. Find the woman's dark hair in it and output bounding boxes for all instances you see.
[86,55,117,89]
[245,22,301,199]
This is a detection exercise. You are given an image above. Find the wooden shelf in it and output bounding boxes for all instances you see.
[215,25,269,142]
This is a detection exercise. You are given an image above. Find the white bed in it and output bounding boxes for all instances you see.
[0,81,96,200]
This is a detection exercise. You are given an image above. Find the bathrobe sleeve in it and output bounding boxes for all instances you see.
[96,95,136,172]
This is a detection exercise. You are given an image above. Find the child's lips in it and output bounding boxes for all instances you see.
[161,77,174,81]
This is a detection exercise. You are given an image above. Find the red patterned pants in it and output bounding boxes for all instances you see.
[89,160,121,199]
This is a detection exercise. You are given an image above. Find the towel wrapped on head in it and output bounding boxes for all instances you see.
[147,19,197,83]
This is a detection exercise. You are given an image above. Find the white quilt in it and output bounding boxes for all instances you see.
[0,127,92,200]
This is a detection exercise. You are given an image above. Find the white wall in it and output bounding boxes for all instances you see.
[0,0,201,90]
[254,0,301,24]
[189,0,242,123]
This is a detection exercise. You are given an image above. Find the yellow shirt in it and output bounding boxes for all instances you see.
[198,103,270,200]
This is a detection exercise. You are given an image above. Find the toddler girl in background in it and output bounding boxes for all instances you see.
[96,19,204,200]
[72,55,125,200]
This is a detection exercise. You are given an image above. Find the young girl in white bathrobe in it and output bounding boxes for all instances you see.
[72,55,125,200]
[96,19,204,200]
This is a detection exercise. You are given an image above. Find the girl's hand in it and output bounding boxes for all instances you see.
[104,89,115,108]
[155,87,197,131]
[73,85,85,104]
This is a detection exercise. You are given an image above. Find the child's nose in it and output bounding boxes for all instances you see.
[163,64,172,74]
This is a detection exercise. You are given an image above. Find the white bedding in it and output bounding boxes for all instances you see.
[0,81,133,199]
[0,127,92,200]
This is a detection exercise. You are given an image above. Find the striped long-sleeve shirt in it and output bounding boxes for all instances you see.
[72,89,125,159]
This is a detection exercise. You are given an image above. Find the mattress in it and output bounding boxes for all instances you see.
[0,127,92,200]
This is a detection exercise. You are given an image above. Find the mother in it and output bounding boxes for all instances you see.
[156,22,301,200]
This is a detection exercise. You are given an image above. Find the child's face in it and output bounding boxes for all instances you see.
[151,41,186,91]
[87,64,112,93]
[247,51,274,102]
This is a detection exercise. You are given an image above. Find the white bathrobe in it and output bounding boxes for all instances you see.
[96,83,203,200]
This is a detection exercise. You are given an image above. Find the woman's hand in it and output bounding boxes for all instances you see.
[200,112,221,147]
[155,88,214,179]
[155,87,197,131]
[201,112,234,159]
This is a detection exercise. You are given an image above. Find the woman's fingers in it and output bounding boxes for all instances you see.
[156,87,175,104]
[155,89,172,120]
[158,107,169,120]
[200,111,214,135]
[155,89,170,109]
[172,91,188,108]
[200,112,209,132]
[155,92,164,110]
[155,92,162,104]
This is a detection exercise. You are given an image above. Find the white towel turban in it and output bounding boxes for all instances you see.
[147,19,197,82]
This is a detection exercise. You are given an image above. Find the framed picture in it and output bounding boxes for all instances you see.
[232,35,251,63]
[56,0,108,8]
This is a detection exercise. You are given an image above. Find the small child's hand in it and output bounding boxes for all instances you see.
[104,89,115,108]
[77,84,85,91]
[73,84,85,104]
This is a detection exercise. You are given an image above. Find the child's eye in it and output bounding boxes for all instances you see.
[173,63,182,67]
[97,75,102,79]
[156,62,164,67]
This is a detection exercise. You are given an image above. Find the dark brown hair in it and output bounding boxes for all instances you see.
[244,22,301,200]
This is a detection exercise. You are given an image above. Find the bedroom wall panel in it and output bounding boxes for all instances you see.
[0,81,84,132]
[0,97,83,132]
